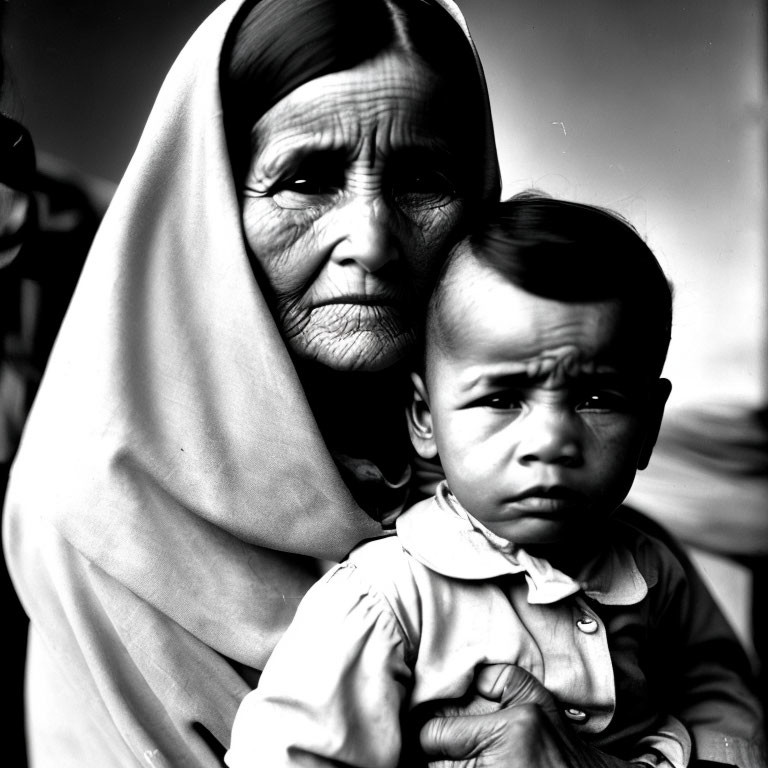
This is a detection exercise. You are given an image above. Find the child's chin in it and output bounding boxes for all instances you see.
[490,519,570,548]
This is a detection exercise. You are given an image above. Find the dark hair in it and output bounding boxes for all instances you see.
[427,192,674,377]
[220,0,486,189]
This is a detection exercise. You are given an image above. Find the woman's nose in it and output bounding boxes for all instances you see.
[516,408,583,468]
[329,197,398,273]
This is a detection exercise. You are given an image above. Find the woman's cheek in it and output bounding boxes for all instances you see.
[405,201,466,273]
[243,200,322,295]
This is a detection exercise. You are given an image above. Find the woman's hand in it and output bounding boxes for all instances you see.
[418,665,635,768]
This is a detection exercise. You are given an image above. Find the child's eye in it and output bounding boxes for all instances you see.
[476,392,524,411]
[575,391,630,413]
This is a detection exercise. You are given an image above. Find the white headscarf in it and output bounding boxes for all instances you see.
[3,1,499,765]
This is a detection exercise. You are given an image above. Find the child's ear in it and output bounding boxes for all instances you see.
[407,372,438,460]
[637,378,672,470]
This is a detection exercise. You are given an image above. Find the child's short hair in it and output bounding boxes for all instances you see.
[426,192,674,378]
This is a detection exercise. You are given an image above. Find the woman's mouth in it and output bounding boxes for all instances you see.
[314,293,398,307]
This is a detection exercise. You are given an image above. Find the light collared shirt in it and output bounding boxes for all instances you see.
[226,483,765,768]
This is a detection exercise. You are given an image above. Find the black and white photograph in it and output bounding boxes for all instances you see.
[1,2,766,766]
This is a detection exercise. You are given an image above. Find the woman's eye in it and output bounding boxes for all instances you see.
[279,173,341,196]
[388,161,459,210]
[272,155,345,205]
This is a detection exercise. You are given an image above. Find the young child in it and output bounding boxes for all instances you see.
[225,196,765,768]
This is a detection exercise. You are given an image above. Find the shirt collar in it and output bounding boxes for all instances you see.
[396,482,648,606]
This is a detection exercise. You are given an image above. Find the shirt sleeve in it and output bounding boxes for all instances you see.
[637,528,767,768]
[225,562,412,768]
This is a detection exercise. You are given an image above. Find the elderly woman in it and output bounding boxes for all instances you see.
[3,1,762,767]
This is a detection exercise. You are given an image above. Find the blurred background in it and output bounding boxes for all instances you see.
[2,0,766,761]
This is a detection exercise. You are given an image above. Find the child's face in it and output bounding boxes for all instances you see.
[409,260,670,553]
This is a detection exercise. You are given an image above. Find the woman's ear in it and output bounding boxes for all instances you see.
[637,378,672,470]
[407,372,438,460]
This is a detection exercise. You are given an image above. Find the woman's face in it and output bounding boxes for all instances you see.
[242,51,474,372]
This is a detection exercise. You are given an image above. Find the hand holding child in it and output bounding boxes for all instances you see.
[419,665,636,768]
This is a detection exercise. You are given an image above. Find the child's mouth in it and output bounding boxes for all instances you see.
[509,486,585,515]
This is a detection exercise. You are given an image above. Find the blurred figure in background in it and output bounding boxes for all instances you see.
[0,3,107,491]
[0,7,106,764]
[0,23,38,765]
[0,157,105,488]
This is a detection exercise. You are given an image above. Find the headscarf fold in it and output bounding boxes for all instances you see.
[2,1,499,765]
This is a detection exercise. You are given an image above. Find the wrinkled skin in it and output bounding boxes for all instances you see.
[420,665,634,768]
[242,50,471,372]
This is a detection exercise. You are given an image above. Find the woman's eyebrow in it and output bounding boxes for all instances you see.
[258,145,347,179]
[390,143,458,164]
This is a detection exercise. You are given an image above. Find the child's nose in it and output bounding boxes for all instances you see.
[516,408,583,468]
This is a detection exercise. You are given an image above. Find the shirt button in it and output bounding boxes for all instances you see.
[564,708,589,723]
[576,616,598,634]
